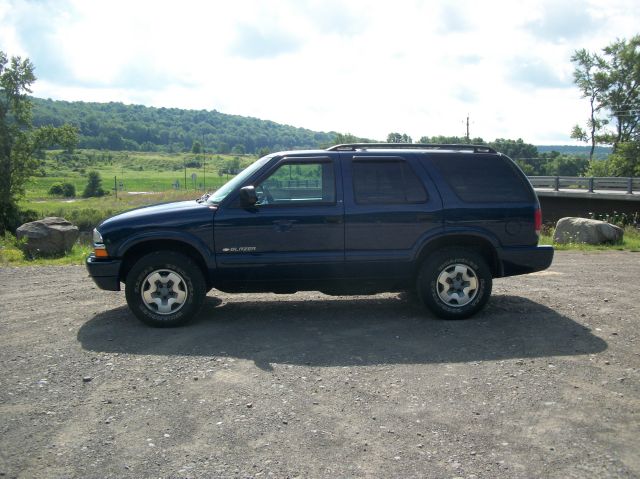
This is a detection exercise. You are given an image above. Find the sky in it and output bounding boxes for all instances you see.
[1,0,639,144]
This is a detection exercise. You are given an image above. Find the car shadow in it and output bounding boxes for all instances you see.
[78,294,607,370]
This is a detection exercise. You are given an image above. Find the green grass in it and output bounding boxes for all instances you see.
[540,226,640,252]
[0,233,92,267]
[18,149,256,231]
[27,149,249,198]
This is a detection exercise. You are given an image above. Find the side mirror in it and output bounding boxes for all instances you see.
[239,185,258,208]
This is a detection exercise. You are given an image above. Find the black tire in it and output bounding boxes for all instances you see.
[417,248,492,320]
[125,251,206,327]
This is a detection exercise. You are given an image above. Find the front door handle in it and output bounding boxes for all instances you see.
[273,220,296,232]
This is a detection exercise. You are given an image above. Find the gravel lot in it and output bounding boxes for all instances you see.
[0,251,639,478]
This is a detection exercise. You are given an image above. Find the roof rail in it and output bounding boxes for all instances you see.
[327,143,497,154]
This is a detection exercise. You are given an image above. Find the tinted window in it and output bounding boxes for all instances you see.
[353,160,427,204]
[431,154,533,202]
[257,161,335,205]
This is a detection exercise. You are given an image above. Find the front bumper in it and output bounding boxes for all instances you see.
[499,245,554,277]
[86,255,122,291]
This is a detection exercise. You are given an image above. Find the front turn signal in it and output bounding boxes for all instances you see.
[94,245,109,258]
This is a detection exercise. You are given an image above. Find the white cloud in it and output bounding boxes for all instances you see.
[1,0,638,144]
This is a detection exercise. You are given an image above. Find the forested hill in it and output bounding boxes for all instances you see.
[31,97,338,154]
[537,144,612,158]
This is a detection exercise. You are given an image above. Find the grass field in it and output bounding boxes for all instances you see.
[25,149,251,198]
[18,149,254,230]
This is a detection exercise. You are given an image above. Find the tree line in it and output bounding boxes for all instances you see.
[31,97,337,155]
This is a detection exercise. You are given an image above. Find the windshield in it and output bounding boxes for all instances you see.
[206,155,273,204]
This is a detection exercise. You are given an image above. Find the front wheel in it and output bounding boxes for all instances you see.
[417,248,492,320]
[125,251,206,327]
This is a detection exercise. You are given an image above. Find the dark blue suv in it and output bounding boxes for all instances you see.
[87,144,553,327]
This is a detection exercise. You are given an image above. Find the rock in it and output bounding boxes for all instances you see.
[553,217,623,245]
[83,376,93,383]
[16,217,79,255]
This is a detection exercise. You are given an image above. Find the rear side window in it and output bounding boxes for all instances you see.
[430,154,533,202]
[353,159,428,204]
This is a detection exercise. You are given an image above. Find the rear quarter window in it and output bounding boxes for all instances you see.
[430,154,533,202]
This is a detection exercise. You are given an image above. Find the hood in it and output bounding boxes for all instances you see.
[98,200,214,234]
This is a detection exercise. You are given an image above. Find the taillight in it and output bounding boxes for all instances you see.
[534,207,542,237]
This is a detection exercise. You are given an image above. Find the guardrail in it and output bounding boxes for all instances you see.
[528,176,640,194]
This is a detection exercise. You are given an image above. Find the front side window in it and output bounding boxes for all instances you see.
[256,161,335,205]
[352,159,427,204]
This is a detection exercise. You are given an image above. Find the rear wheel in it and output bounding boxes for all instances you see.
[125,251,206,327]
[417,248,492,319]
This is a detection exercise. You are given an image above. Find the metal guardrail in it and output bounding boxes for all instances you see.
[528,176,640,194]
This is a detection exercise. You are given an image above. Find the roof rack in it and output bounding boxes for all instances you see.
[326,143,497,154]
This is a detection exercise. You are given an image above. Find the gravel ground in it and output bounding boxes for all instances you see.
[0,251,639,478]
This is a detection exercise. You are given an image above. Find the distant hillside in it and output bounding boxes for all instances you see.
[31,97,339,154]
[536,144,612,159]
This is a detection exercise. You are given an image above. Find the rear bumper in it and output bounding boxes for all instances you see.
[86,255,122,291]
[499,245,554,277]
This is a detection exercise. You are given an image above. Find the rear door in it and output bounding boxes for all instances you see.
[342,154,443,281]
[213,155,344,283]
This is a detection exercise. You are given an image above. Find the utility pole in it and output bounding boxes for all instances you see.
[466,114,470,143]
[202,133,206,192]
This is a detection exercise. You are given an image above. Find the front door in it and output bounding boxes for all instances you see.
[213,156,344,287]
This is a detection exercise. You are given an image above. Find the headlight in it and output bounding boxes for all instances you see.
[92,229,109,258]
[93,228,104,245]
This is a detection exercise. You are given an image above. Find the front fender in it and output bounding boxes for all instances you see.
[115,231,216,269]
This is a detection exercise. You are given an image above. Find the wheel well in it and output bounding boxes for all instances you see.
[416,235,500,277]
[120,240,209,285]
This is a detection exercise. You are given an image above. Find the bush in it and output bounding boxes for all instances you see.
[62,183,76,197]
[49,183,64,196]
[49,182,76,197]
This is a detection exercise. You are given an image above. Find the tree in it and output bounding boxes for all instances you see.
[570,48,608,160]
[191,140,202,154]
[488,138,538,159]
[601,37,640,146]
[0,52,36,232]
[0,51,79,232]
[334,132,359,145]
[387,132,412,143]
[83,171,106,198]
[571,36,640,165]
[607,142,640,176]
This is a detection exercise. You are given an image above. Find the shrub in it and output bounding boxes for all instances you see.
[49,183,64,196]
[49,182,76,197]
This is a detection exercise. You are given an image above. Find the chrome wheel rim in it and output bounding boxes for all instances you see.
[141,269,188,315]
[436,263,479,307]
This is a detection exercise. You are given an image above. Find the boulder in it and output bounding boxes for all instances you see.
[16,217,79,255]
[553,217,624,245]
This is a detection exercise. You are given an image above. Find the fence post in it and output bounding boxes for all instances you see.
[628,177,633,194]
[554,176,559,191]
[588,177,594,193]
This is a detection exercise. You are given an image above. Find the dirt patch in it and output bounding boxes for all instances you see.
[0,251,638,478]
